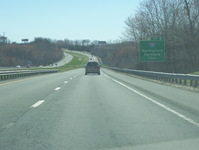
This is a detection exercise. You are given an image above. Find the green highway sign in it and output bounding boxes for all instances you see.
[140,40,165,62]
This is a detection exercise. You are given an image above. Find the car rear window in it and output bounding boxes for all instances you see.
[87,62,99,66]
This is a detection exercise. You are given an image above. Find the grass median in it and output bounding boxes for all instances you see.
[57,51,89,72]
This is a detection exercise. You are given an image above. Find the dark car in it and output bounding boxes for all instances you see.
[85,61,100,75]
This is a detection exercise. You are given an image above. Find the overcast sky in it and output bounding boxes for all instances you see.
[1,0,141,43]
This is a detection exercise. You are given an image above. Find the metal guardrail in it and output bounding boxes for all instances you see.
[105,67,199,88]
[0,69,58,81]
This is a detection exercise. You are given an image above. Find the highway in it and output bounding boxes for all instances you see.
[47,51,73,68]
[0,68,199,150]
[54,51,73,67]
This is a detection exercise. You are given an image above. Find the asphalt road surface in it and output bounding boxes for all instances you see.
[49,51,73,67]
[0,68,199,150]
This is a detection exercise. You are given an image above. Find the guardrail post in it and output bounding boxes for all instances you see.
[184,79,187,86]
[175,78,178,84]
[169,78,172,83]
[156,76,159,81]
[157,76,159,81]
[190,80,193,86]
[179,79,182,85]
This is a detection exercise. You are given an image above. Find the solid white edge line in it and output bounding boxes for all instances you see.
[104,73,199,128]
[31,100,45,108]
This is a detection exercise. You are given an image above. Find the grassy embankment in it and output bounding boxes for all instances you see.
[56,51,89,72]
[191,72,199,75]
[27,51,89,72]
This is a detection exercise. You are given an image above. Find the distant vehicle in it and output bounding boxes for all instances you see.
[16,65,21,68]
[85,61,100,75]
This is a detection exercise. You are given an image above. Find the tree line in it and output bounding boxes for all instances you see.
[0,38,63,67]
[55,39,97,52]
[93,0,199,73]
[0,37,99,67]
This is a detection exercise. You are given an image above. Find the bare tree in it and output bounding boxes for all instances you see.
[123,0,199,73]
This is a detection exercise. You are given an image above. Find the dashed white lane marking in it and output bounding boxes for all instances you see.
[31,100,45,108]
[54,87,61,91]
[104,73,199,128]
[6,122,15,129]
[64,81,68,83]
[70,78,73,80]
